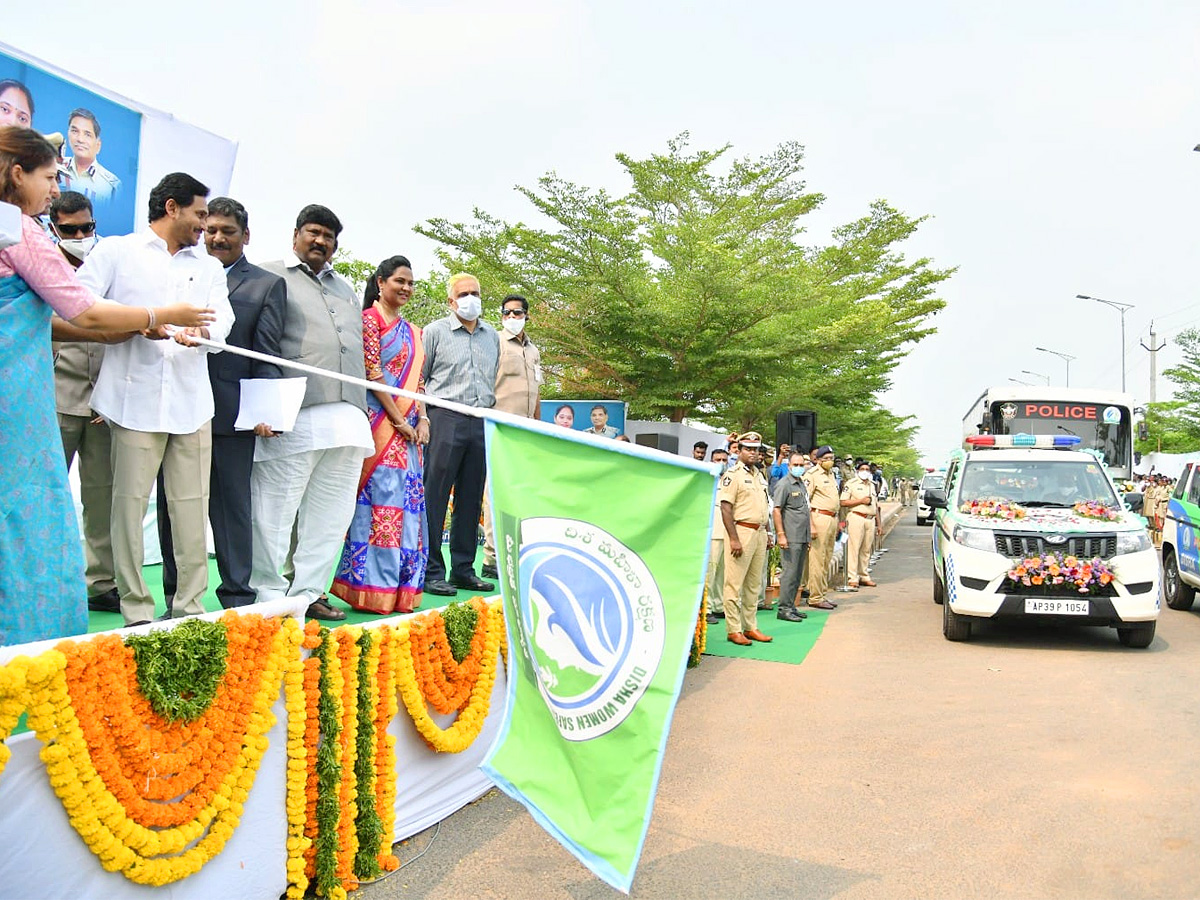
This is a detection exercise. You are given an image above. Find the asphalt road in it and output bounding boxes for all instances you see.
[361,516,1200,900]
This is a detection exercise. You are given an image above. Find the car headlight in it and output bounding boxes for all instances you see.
[1116,531,1152,554]
[952,524,996,552]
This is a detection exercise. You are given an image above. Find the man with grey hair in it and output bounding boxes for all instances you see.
[421,273,500,596]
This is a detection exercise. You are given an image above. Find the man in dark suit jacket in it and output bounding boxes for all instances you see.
[159,197,284,610]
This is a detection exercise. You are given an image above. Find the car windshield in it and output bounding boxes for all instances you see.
[958,459,1118,508]
[922,476,945,491]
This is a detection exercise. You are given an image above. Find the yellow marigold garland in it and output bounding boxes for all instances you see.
[22,615,297,885]
[0,659,27,777]
[395,599,503,753]
[284,621,314,899]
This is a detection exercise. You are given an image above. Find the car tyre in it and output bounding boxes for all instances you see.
[942,571,970,641]
[1116,621,1156,648]
[1163,549,1196,611]
[915,515,924,526]
[933,566,944,605]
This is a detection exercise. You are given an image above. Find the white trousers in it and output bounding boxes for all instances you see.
[250,446,361,605]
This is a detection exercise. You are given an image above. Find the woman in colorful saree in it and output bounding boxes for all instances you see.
[0,126,214,645]
[330,256,430,614]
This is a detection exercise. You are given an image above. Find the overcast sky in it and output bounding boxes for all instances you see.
[10,1,1200,464]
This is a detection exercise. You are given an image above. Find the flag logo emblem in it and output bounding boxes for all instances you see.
[517,517,664,741]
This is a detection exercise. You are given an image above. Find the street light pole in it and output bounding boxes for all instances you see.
[1077,294,1134,392]
[1035,346,1077,387]
[1020,369,1051,386]
[1008,377,1033,386]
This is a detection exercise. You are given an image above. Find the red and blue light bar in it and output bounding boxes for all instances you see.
[965,434,1082,448]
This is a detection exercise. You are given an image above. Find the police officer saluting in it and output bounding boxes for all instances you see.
[718,431,774,645]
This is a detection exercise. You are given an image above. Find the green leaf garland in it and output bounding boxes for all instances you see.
[125,619,228,722]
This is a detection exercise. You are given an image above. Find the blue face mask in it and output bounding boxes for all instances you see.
[789,465,805,478]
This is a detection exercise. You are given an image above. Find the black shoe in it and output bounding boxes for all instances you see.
[126,620,152,627]
[777,608,806,623]
[801,590,811,600]
[449,575,496,592]
[87,589,121,613]
[711,610,726,618]
[480,564,499,579]
[306,598,347,621]
[424,580,457,597]
[705,614,720,625]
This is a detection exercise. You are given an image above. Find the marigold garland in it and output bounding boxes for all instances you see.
[334,628,361,892]
[0,659,27,777]
[352,629,383,882]
[371,626,399,872]
[21,614,297,885]
[395,599,503,753]
[284,620,314,900]
[689,588,707,667]
[311,627,343,899]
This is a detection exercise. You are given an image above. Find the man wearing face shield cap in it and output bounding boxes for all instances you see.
[46,191,120,613]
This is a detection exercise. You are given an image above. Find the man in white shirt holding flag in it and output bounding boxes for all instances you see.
[78,172,234,626]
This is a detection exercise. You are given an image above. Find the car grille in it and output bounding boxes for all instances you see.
[993,532,1117,559]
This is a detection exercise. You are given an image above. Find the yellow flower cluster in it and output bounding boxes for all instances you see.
[394,599,504,753]
[283,627,310,899]
[0,659,27,777]
[22,618,297,886]
[334,627,361,894]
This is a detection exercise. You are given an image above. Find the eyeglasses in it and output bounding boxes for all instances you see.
[501,309,526,318]
[55,221,97,237]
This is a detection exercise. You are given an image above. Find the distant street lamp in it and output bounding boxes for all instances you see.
[1035,347,1076,386]
[1077,294,1134,392]
[1020,369,1051,386]
[1008,377,1033,386]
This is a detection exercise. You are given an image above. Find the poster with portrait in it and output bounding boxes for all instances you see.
[540,400,628,439]
[0,41,236,237]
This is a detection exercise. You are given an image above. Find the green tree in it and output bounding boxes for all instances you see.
[415,135,951,458]
[1139,327,1200,453]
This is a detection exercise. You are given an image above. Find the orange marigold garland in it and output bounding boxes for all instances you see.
[371,626,399,872]
[22,614,297,885]
[395,599,503,753]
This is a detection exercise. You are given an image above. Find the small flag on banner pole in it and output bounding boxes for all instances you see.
[480,418,715,892]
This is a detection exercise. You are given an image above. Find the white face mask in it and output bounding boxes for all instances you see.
[859,470,873,481]
[455,295,482,321]
[502,316,525,335]
[59,235,97,261]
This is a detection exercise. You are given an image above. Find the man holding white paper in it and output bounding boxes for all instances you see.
[158,197,284,610]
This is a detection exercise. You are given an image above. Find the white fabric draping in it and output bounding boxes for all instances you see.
[0,601,508,900]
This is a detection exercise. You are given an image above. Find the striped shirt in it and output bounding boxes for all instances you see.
[421,313,501,408]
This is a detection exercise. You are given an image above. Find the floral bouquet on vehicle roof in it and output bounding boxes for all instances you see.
[1071,500,1121,522]
[1007,553,1114,594]
[960,497,1027,520]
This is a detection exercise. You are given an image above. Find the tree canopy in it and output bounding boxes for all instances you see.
[1139,327,1200,454]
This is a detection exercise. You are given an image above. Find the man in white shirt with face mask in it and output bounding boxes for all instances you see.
[479,293,541,579]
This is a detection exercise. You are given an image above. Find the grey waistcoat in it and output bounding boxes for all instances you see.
[261,261,366,411]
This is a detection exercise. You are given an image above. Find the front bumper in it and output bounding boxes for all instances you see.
[945,545,1160,624]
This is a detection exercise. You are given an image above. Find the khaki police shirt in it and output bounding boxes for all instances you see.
[840,477,878,518]
[492,330,542,418]
[53,340,105,417]
[804,465,841,514]
[717,460,769,527]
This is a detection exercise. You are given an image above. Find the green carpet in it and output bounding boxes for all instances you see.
[702,605,829,664]
[86,548,494,634]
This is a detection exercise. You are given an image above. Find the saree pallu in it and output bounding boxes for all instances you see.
[331,311,428,614]
[0,274,88,644]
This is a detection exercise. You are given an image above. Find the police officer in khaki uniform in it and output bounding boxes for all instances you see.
[718,431,774,645]
[705,447,730,623]
[841,459,882,589]
[804,445,841,610]
[480,294,542,579]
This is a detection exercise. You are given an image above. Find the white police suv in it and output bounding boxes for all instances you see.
[927,435,1160,647]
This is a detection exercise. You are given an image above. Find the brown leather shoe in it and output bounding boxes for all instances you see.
[726,632,752,646]
[744,629,773,642]
[808,600,836,610]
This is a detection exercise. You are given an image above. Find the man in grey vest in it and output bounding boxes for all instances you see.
[251,205,371,620]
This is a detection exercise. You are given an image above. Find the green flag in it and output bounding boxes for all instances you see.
[481,418,715,892]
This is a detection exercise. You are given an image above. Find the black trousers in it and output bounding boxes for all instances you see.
[423,407,486,583]
[159,432,257,610]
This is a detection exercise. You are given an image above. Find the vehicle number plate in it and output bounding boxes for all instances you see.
[1024,598,1089,615]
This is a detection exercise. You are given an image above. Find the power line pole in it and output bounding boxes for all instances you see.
[1140,321,1167,403]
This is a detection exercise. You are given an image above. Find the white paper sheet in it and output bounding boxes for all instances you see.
[0,201,22,251]
[234,377,307,433]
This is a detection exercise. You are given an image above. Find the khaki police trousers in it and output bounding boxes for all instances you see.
[723,524,766,634]
[846,512,875,584]
[58,413,116,600]
[705,536,725,614]
[806,512,838,602]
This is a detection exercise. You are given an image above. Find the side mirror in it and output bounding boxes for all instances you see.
[925,488,949,510]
